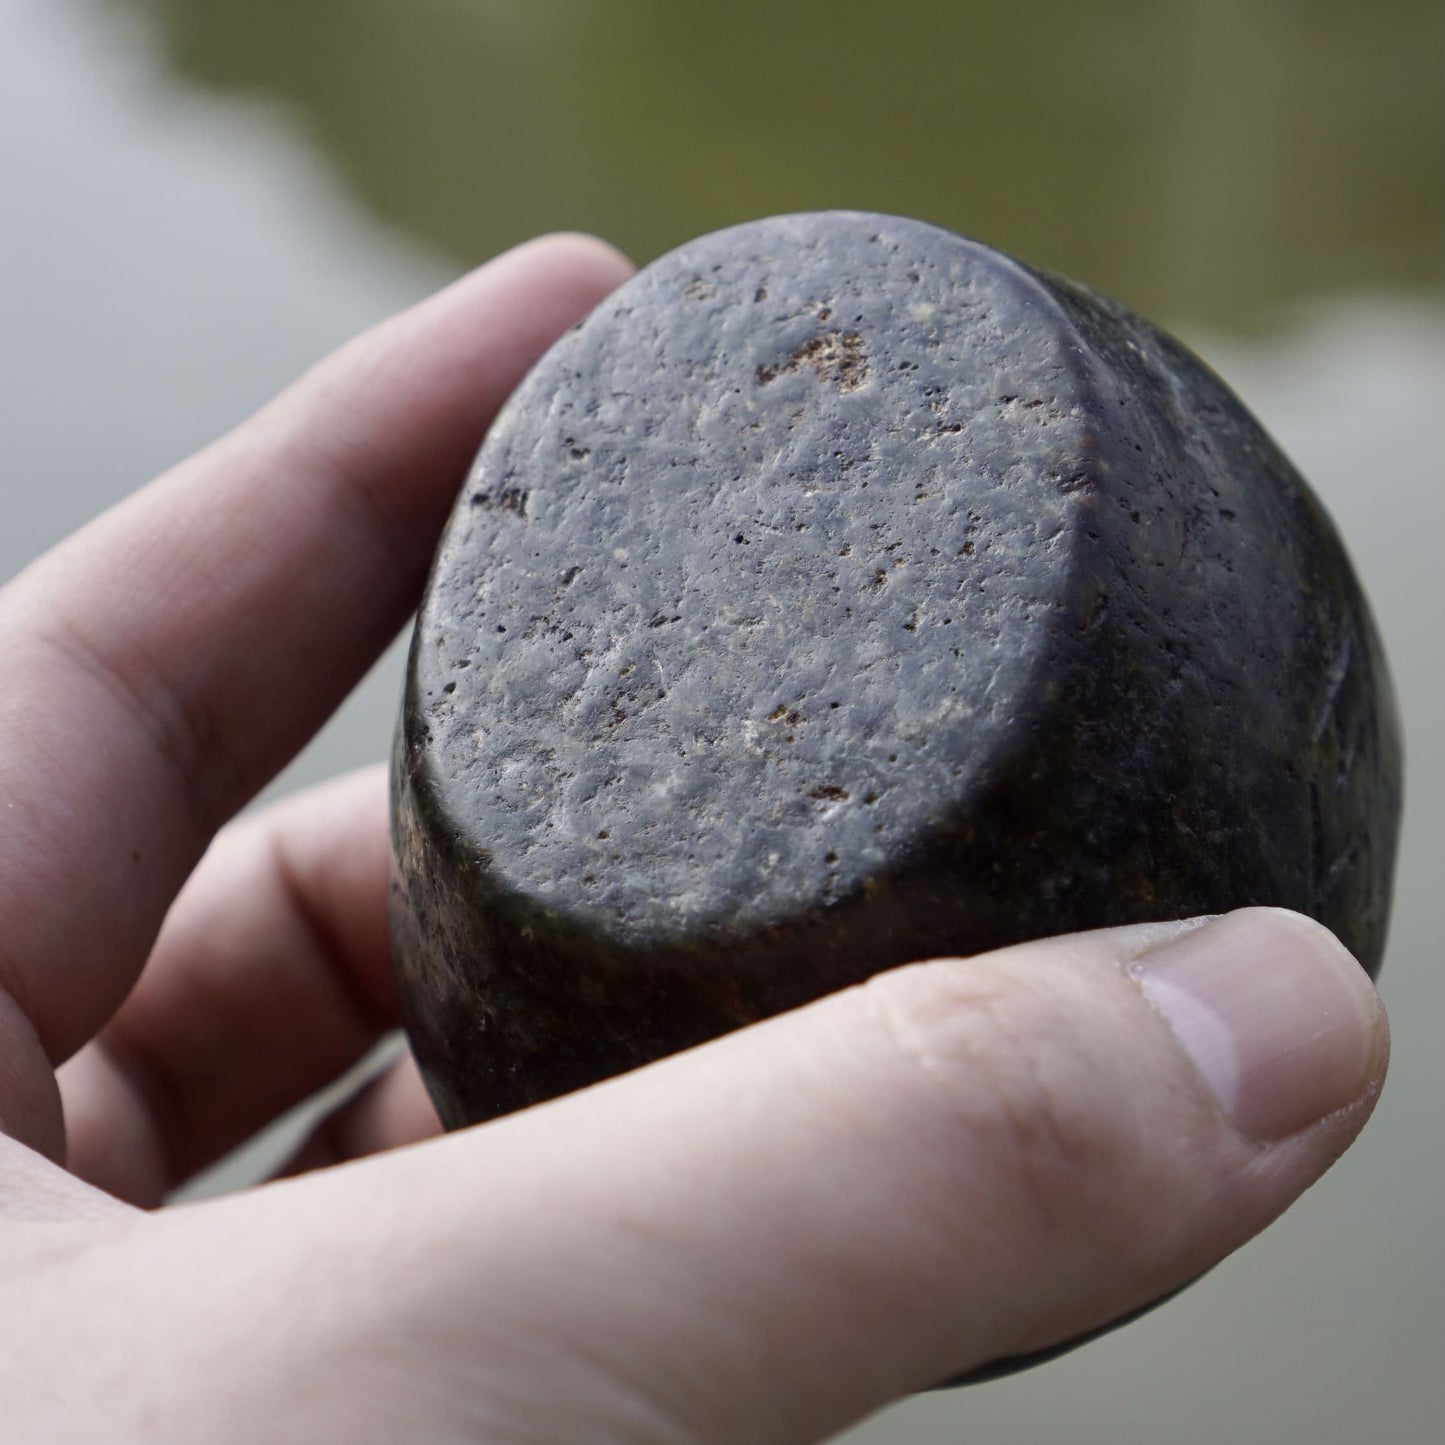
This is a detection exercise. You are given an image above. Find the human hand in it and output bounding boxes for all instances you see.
[0,235,1388,1444]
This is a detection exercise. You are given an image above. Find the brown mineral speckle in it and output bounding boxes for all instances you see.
[390,211,1401,1146]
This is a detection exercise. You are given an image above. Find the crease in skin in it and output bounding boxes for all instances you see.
[0,987,65,1164]
[266,823,397,1041]
[82,1032,182,1205]
[0,236,635,1131]
[0,1135,133,1224]
[20,595,228,834]
[52,767,402,1204]
[0,225,1395,1434]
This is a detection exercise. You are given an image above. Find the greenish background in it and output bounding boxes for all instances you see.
[140,0,1440,328]
[2,2,1441,1442]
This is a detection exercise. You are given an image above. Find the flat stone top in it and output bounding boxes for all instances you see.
[411,212,1102,946]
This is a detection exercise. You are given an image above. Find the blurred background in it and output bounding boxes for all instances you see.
[1,0,1440,1439]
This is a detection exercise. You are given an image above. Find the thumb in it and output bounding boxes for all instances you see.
[122,908,1387,1445]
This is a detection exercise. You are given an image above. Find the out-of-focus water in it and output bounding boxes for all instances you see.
[1,2,1440,1442]
[134,0,1441,329]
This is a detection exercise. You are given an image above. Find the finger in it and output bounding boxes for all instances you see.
[0,235,631,1115]
[170,908,1386,1444]
[272,1050,441,1181]
[59,767,402,1205]
[0,1135,135,1224]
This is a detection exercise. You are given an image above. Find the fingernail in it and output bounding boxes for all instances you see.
[1134,908,1387,1142]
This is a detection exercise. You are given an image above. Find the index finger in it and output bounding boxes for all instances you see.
[0,235,632,1124]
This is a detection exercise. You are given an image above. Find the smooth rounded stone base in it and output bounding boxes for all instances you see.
[390,211,1401,1136]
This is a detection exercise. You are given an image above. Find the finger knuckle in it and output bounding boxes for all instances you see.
[857,959,1133,1234]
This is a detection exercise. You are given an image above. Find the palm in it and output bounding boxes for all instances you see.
[0,236,1385,1445]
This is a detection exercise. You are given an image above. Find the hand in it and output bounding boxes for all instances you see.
[0,235,1388,1445]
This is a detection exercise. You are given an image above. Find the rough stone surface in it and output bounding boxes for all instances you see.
[390,211,1402,1137]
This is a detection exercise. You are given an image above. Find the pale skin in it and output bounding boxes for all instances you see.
[0,236,1389,1444]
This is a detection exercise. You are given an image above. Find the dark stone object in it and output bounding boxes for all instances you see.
[391,211,1401,1137]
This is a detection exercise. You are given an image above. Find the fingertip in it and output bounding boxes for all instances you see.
[462,231,635,314]
[516,230,636,285]
[1133,907,1389,1144]
[1240,907,1390,1059]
